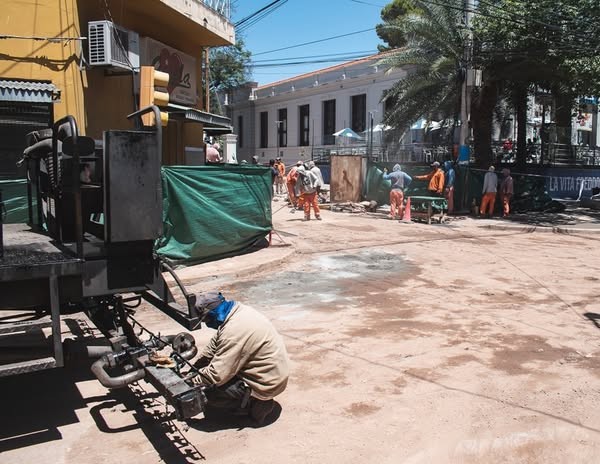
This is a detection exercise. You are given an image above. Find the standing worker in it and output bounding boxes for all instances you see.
[414,161,445,196]
[286,160,303,210]
[383,164,412,220]
[500,168,514,217]
[296,165,322,220]
[307,161,324,187]
[191,292,289,424]
[480,165,498,218]
[443,161,456,214]
[308,160,324,202]
[268,159,278,196]
[275,158,286,194]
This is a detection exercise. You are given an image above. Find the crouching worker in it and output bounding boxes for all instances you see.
[190,292,289,424]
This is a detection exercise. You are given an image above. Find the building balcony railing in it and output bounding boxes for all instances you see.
[201,0,231,19]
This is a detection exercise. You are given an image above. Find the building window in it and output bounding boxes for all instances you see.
[323,99,336,146]
[277,108,287,148]
[237,115,243,148]
[351,94,366,133]
[260,111,268,148]
[299,104,310,146]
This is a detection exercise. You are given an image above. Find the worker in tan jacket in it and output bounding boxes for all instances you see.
[191,292,289,424]
[414,161,445,196]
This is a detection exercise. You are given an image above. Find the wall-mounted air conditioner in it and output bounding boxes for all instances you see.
[88,20,140,70]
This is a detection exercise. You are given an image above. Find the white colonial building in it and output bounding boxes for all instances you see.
[228,53,407,164]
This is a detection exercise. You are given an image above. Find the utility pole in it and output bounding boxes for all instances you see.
[275,120,282,159]
[458,0,474,164]
[369,111,374,160]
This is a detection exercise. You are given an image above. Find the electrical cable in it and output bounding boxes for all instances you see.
[235,0,289,33]
[252,28,375,56]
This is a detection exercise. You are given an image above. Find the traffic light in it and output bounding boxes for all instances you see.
[139,66,170,126]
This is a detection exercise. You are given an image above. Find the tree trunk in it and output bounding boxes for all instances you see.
[553,86,574,146]
[515,84,528,168]
[471,81,498,168]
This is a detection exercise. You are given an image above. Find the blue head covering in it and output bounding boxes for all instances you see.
[195,292,236,329]
[393,164,402,172]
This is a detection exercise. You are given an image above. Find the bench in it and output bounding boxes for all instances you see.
[407,195,448,224]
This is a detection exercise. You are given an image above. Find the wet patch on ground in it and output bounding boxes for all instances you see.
[343,402,381,417]
[222,251,416,315]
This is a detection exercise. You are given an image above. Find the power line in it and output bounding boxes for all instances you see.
[235,0,284,27]
[253,28,375,56]
[236,0,289,33]
[250,55,376,68]
[251,50,376,63]
[349,0,385,6]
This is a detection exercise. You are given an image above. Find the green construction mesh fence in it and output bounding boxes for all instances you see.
[157,165,273,265]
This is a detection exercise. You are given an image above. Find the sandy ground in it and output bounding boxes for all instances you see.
[2,202,600,463]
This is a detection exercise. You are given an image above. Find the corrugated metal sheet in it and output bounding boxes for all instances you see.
[0,80,60,103]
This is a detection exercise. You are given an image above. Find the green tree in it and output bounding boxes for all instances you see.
[377,0,466,137]
[376,0,420,51]
[208,39,252,115]
[473,0,600,164]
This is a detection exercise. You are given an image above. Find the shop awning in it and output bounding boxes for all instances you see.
[166,103,232,134]
[0,80,60,103]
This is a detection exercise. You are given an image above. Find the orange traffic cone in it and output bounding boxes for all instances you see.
[402,197,412,222]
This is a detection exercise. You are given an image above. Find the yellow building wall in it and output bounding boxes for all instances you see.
[0,0,85,125]
[1,0,212,153]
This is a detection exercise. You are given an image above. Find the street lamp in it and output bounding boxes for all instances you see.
[275,120,282,159]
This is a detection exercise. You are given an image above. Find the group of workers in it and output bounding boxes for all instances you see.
[382,160,456,220]
[284,159,324,221]
[480,166,514,217]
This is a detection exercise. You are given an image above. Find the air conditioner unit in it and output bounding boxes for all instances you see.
[88,20,140,70]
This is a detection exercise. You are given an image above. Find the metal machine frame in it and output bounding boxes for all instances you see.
[0,106,206,419]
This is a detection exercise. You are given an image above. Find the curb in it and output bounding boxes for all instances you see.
[481,224,600,234]
[163,246,297,287]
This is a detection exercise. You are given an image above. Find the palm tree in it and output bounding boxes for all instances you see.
[377,0,466,140]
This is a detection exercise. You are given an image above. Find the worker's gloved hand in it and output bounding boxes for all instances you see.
[190,374,204,385]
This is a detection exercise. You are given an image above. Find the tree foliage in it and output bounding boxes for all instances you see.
[208,39,252,114]
[376,0,421,51]
[473,0,600,158]
[377,0,465,131]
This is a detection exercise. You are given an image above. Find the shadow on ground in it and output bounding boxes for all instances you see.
[0,365,206,463]
[0,365,93,453]
[187,401,282,433]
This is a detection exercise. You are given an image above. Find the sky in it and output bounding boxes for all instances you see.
[231,0,386,87]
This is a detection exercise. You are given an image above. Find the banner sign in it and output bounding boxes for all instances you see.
[141,37,197,106]
[542,167,600,199]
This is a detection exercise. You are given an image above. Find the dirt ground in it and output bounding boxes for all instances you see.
[3,203,600,463]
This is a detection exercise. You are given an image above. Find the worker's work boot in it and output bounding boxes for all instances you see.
[315,215,322,220]
[303,216,310,221]
[249,398,274,425]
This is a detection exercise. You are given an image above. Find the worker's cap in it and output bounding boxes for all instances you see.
[252,155,259,160]
[276,157,281,160]
[194,292,225,319]
[308,160,315,168]
[488,165,495,171]
[296,160,303,165]
[431,161,440,167]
